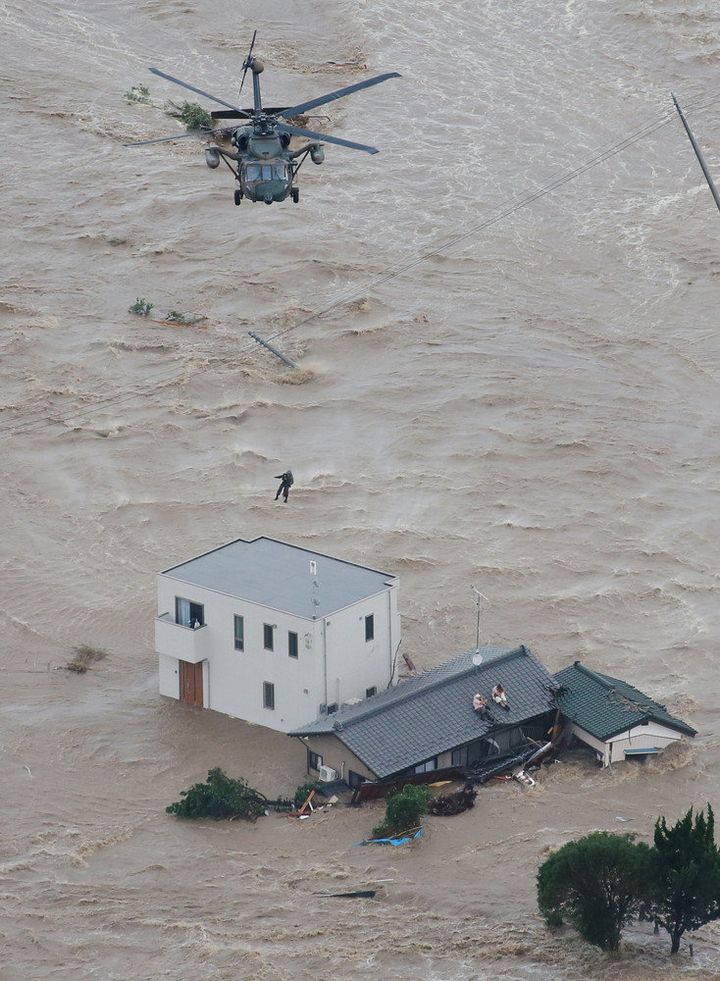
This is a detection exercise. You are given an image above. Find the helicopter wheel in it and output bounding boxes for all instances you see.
[291,187,300,204]
[234,189,243,206]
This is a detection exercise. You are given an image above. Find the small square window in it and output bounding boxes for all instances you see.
[263,681,275,710]
[263,624,274,651]
[366,686,377,698]
[326,703,338,714]
[308,750,323,771]
[234,615,244,651]
[348,770,365,789]
[288,631,298,659]
[365,614,374,642]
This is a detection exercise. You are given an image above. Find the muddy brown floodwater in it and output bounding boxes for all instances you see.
[2,0,720,978]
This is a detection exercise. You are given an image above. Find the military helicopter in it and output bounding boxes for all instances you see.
[126,33,400,205]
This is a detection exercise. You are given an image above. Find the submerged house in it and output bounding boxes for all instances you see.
[289,644,557,787]
[155,537,400,732]
[554,661,696,766]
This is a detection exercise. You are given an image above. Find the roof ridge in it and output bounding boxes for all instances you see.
[330,645,528,732]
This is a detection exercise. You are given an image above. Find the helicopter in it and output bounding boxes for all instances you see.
[126,33,400,205]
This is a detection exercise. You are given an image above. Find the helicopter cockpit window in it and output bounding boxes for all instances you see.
[273,164,287,180]
[244,163,262,181]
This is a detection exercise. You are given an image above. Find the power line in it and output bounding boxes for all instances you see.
[2,93,717,442]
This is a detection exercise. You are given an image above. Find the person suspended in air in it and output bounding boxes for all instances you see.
[274,470,294,503]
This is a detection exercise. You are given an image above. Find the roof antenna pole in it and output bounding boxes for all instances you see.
[672,92,720,215]
[470,586,489,662]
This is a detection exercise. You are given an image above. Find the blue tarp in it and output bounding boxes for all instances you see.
[356,827,424,847]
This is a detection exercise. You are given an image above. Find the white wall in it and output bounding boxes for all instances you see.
[608,722,686,763]
[156,574,399,733]
[568,724,610,766]
[323,583,399,707]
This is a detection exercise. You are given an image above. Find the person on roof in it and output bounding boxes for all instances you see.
[491,683,510,710]
[472,692,487,713]
[274,469,294,503]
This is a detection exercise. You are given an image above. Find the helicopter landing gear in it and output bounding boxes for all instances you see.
[291,187,300,204]
[234,189,243,206]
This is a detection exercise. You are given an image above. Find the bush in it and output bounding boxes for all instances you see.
[165,309,206,326]
[65,644,108,674]
[128,297,153,316]
[167,768,271,821]
[167,100,212,130]
[125,84,151,104]
[537,831,654,951]
[373,783,431,838]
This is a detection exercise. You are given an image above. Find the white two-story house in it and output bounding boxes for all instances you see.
[155,536,401,733]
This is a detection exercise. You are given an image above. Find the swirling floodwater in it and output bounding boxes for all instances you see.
[1,0,720,977]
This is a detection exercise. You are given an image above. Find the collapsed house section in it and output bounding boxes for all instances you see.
[553,661,697,767]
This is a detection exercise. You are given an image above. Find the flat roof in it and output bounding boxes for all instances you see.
[161,537,395,618]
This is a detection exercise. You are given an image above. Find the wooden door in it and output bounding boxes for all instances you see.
[179,660,204,708]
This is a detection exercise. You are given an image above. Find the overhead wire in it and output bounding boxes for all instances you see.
[1,92,718,442]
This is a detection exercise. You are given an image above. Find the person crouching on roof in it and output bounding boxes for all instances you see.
[491,683,510,710]
[472,692,487,713]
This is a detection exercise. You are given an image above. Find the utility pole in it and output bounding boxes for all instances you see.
[671,92,720,215]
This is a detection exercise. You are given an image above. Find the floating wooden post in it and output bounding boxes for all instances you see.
[248,330,297,368]
[672,92,720,215]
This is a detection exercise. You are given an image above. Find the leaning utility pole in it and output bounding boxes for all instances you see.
[672,92,720,215]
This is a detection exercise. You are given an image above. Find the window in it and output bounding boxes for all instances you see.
[263,624,274,651]
[263,682,275,710]
[245,163,261,180]
[365,614,374,642]
[307,750,323,771]
[175,597,204,628]
[273,163,288,180]
[414,757,438,774]
[365,686,377,698]
[288,631,298,659]
[234,615,244,651]
[451,747,468,767]
[348,770,365,789]
[326,703,338,714]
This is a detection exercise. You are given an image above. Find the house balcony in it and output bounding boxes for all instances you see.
[155,613,210,664]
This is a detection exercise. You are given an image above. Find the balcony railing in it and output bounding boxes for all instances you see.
[155,612,210,664]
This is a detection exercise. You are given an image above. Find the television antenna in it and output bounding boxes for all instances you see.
[470,586,489,662]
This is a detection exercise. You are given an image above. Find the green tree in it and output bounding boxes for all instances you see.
[373,784,431,838]
[537,831,653,951]
[650,805,720,954]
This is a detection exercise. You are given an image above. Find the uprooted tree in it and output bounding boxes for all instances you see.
[166,767,291,821]
[537,831,654,951]
[649,804,720,954]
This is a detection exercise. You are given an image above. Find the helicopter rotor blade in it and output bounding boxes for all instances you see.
[149,67,251,116]
[239,29,257,97]
[124,127,229,147]
[276,122,379,154]
[278,72,401,119]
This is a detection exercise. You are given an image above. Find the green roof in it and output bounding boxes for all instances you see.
[553,662,696,742]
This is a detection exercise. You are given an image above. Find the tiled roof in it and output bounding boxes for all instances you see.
[553,662,697,742]
[290,644,557,779]
[162,536,395,618]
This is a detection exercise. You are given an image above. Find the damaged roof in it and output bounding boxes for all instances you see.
[553,661,696,742]
[290,644,557,779]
